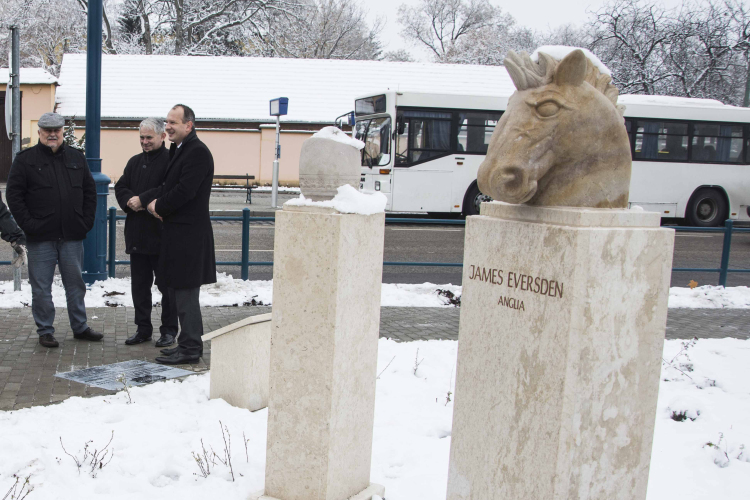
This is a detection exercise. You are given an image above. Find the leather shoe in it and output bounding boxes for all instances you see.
[73,328,104,341]
[154,334,175,347]
[125,332,152,345]
[39,333,59,348]
[155,352,200,365]
[160,347,179,356]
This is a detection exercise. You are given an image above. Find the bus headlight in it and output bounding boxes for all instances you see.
[375,181,381,191]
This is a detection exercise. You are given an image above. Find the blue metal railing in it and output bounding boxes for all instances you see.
[4,209,748,287]
[671,219,750,286]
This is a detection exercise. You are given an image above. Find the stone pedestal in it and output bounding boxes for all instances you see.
[447,202,675,500]
[201,313,271,412]
[259,204,385,500]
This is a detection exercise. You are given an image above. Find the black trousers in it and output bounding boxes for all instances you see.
[173,287,203,357]
[130,253,178,337]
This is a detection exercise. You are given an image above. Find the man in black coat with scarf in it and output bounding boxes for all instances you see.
[142,104,216,364]
[115,117,178,347]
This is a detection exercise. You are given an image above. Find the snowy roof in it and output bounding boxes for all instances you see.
[55,54,516,123]
[619,94,750,122]
[0,67,58,85]
[618,95,728,108]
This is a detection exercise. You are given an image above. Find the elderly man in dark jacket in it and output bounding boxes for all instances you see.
[141,104,216,364]
[115,117,178,347]
[6,112,103,348]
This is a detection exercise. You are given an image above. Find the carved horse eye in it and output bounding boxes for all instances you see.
[536,101,561,117]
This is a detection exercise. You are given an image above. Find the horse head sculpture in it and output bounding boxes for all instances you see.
[477,48,631,208]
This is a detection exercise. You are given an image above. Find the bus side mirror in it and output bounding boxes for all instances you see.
[397,119,405,135]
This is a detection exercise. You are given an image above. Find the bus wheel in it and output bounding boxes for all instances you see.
[686,188,727,227]
[463,183,492,217]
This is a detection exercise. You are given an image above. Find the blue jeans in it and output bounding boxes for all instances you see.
[26,240,89,336]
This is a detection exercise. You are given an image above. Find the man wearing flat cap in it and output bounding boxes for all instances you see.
[6,112,104,348]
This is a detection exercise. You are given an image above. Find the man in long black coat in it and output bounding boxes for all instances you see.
[142,104,216,364]
[114,117,178,347]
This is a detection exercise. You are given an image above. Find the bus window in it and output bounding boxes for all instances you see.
[692,123,743,163]
[396,116,409,165]
[457,112,501,153]
[635,121,688,161]
[355,116,391,167]
[396,110,452,165]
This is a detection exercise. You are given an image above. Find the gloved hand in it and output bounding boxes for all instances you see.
[11,241,27,268]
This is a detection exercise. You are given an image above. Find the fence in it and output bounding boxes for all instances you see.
[2,208,747,287]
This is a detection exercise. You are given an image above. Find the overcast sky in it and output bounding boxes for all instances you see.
[368,0,684,60]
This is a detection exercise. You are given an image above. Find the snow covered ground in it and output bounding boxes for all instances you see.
[0,275,747,309]
[1,338,747,499]
[0,274,462,309]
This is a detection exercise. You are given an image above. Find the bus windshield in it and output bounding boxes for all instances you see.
[355,116,391,167]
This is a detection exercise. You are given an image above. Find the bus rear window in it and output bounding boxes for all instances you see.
[692,123,743,163]
[355,95,386,116]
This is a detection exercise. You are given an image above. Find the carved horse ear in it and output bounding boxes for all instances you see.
[554,49,587,87]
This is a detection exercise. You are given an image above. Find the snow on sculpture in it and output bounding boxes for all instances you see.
[477,48,632,208]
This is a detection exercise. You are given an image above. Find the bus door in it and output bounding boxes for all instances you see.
[392,110,454,212]
[356,115,394,210]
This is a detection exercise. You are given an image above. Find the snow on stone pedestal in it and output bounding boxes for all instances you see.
[254,202,385,500]
[201,313,271,412]
[447,202,675,500]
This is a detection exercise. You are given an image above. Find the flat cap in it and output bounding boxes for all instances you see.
[38,112,65,129]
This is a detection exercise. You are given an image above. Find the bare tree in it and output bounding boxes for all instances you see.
[440,13,537,65]
[0,0,87,75]
[663,1,748,103]
[254,0,383,59]
[75,0,118,54]
[588,0,750,105]
[588,0,675,95]
[116,0,155,54]
[382,49,415,62]
[145,0,303,56]
[397,0,500,62]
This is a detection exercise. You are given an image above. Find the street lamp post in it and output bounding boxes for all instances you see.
[82,0,110,284]
[269,97,288,208]
[9,26,21,291]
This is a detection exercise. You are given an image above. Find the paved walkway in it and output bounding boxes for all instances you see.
[0,305,747,411]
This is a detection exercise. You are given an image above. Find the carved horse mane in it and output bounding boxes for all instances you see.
[504,50,624,116]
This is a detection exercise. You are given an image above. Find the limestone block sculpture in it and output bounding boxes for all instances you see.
[298,126,363,201]
[477,48,632,208]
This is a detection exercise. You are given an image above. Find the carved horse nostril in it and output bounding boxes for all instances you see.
[486,166,537,204]
[499,167,526,190]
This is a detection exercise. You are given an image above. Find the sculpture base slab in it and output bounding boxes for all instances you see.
[251,483,385,500]
[447,202,675,500]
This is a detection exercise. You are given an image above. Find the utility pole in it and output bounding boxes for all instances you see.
[9,25,21,292]
[82,0,110,284]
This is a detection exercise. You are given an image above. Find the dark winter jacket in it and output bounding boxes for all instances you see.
[6,143,96,242]
[140,130,216,289]
[0,192,25,245]
[115,145,169,255]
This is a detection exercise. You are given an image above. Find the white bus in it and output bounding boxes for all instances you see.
[354,91,750,226]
